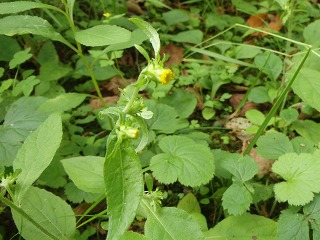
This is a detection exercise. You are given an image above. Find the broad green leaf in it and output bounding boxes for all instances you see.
[13,114,62,203]
[120,231,150,240]
[303,19,320,48]
[64,182,101,203]
[272,152,320,205]
[212,149,233,179]
[256,131,294,159]
[150,136,214,187]
[38,157,67,188]
[104,136,143,240]
[204,213,277,239]
[0,1,62,15]
[222,182,253,215]
[9,48,32,69]
[254,52,283,81]
[304,194,320,220]
[145,100,189,134]
[277,210,309,240]
[245,109,265,126]
[252,183,273,203]
[291,137,316,154]
[221,155,258,182]
[130,18,160,57]
[292,68,320,112]
[248,86,271,103]
[292,120,320,145]
[62,156,105,194]
[177,193,208,231]
[280,108,299,125]
[12,186,76,240]
[172,30,203,44]
[0,35,21,61]
[0,97,48,167]
[159,89,197,118]
[38,61,72,82]
[142,204,204,240]
[234,45,261,59]
[38,93,87,113]
[162,9,189,26]
[12,76,40,97]
[0,15,70,47]
[75,25,131,47]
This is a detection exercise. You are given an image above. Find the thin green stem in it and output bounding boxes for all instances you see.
[243,48,311,155]
[76,194,105,225]
[76,209,108,229]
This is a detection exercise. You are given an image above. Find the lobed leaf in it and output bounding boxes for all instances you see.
[150,136,214,187]
[272,152,320,205]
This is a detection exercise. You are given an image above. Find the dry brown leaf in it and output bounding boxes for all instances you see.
[160,44,184,67]
[249,148,274,175]
[247,13,283,37]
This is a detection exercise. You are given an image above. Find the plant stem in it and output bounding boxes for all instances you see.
[243,47,311,155]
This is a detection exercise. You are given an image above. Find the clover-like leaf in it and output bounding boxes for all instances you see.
[150,136,214,187]
[272,152,320,205]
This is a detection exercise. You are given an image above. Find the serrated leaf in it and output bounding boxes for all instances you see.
[304,194,320,220]
[142,203,204,240]
[150,136,214,187]
[204,213,277,239]
[13,113,62,204]
[221,155,258,182]
[130,18,160,57]
[0,15,70,46]
[272,152,320,205]
[38,93,87,113]
[12,186,76,240]
[0,1,61,15]
[222,182,253,215]
[277,210,309,240]
[75,25,131,47]
[256,131,294,159]
[62,156,105,194]
[292,68,320,112]
[0,96,48,167]
[104,136,143,240]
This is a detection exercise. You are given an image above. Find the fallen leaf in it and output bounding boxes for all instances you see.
[160,44,184,67]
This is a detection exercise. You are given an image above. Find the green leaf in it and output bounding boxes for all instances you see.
[303,19,320,48]
[120,232,150,240]
[38,93,87,113]
[0,1,62,15]
[292,68,320,112]
[75,25,131,47]
[272,152,320,205]
[104,136,143,240]
[13,113,62,204]
[64,182,101,204]
[150,136,214,187]
[304,194,320,220]
[38,157,67,188]
[9,47,32,69]
[234,45,261,59]
[221,155,258,182]
[248,86,271,103]
[254,52,283,81]
[162,9,189,26]
[222,182,253,215]
[145,100,189,134]
[291,137,316,154]
[0,35,21,61]
[12,186,76,240]
[292,120,320,145]
[0,15,70,47]
[245,109,265,126]
[62,156,105,194]
[277,210,309,240]
[280,108,299,125]
[12,76,40,97]
[172,30,203,44]
[256,131,294,159]
[130,18,160,57]
[142,204,204,240]
[0,96,48,167]
[204,213,277,239]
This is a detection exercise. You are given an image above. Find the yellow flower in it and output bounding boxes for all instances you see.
[159,69,174,85]
[119,125,139,139]
[103,12,111,18]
